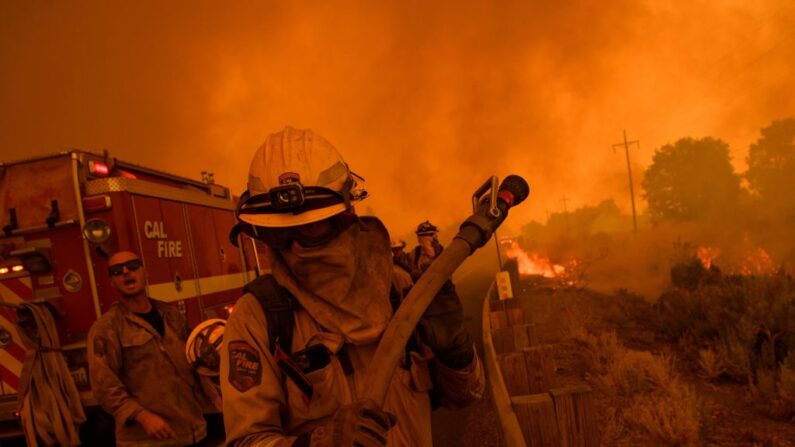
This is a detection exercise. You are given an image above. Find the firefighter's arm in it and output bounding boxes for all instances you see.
[433,348,485,408]
[220,294,296,447]
[87,321,146,425]
[418,280,485,408]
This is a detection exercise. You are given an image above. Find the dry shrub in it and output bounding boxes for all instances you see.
[752,368,778,398]
[657,272,795,394]
[697,347,725,379]
[715,333,754,383]
[779,354,795,403]
[599,405,627,445]
[581,328,708,444]
[772,353,795,418]
[591,331,623,367]
[597,347,678,397]
[627,385,704,447]
[559,300,597,342]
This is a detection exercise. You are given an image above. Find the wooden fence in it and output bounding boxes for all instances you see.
[482,283,598,447]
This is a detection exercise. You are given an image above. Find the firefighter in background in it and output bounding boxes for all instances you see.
[87,251,207,446]
[390,237,413,299]
[407,220,443,279]
[221,127,484,446]
[390,237,406,260]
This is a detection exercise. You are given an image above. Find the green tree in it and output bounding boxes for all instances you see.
[746,118,795,214]
[642,137,741,222]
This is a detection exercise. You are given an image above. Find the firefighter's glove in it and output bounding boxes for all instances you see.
[297,399,396,447]
[417,280,475,370]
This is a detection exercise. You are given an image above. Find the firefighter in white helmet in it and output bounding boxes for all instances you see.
[220,127,484,447]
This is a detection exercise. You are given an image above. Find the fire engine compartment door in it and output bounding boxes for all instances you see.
[0,157,79,229]
[131,196,199,303]
[185,205,249,311]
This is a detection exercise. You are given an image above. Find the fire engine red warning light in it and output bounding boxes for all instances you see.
[89,161,110,176]
[11,265,24,273]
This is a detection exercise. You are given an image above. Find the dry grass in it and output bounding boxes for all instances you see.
[598,350,677,397]
[779,360,795,404]
[627,385,704,446]
[697,347,725,379]
[571,327,707,445]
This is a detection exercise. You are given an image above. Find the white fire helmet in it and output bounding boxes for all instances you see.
[236,126,369,228]
[185,318,226,377]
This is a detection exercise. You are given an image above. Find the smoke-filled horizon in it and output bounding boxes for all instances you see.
[1,1,794,236]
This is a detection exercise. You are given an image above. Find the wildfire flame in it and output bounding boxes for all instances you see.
[696,246,720,269]
[740,247,775,275]
[504,241,564,278]
[695,244,775,275]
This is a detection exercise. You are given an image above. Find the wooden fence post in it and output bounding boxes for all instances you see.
[490,310,508,329]
[523,345,557,394]
[511,393,560,447]
[491,328,515,355]
[507,307,526,325]
[499,353,530,396]
[513,324,535,350]
[549,386,598,447]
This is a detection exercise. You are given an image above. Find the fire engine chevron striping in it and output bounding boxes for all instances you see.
[0,279,34,301]
[0,363,18,392]
[0,277,33,395]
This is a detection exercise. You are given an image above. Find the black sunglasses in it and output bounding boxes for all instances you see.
[108,259,143,276]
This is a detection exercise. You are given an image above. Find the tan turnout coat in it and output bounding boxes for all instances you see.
[220,287,485,446]
[88,299,207,447]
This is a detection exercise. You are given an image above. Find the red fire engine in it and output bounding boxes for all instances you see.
[0,150,265,426]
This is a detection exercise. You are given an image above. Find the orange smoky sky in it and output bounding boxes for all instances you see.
[1,1,794,237]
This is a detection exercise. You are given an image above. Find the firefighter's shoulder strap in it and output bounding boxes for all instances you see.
[243,274,297,356]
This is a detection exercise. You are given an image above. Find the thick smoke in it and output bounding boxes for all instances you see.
[1,1,794,239]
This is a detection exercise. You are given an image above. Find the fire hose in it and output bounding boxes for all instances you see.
[363,175,530,406]
[17,302,86,446]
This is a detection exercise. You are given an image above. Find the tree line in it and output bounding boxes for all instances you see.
[643,118,795,224]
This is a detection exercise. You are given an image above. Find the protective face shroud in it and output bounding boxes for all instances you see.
[236,127,369,229]
[186,319,226,377]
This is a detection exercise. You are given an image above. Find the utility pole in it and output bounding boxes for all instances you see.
[560,196,570,214]
[612,130,639,235]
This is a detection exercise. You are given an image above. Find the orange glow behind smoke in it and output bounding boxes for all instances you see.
[505,240,564,278]
[1,2,795,236]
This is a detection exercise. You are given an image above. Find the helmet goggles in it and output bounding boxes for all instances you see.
[242,212,356,251]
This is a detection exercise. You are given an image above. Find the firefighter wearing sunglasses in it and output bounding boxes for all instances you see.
[221,127,484,447]
[87,251,210,446]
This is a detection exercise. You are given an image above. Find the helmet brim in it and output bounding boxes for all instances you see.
[239,194,368,228]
